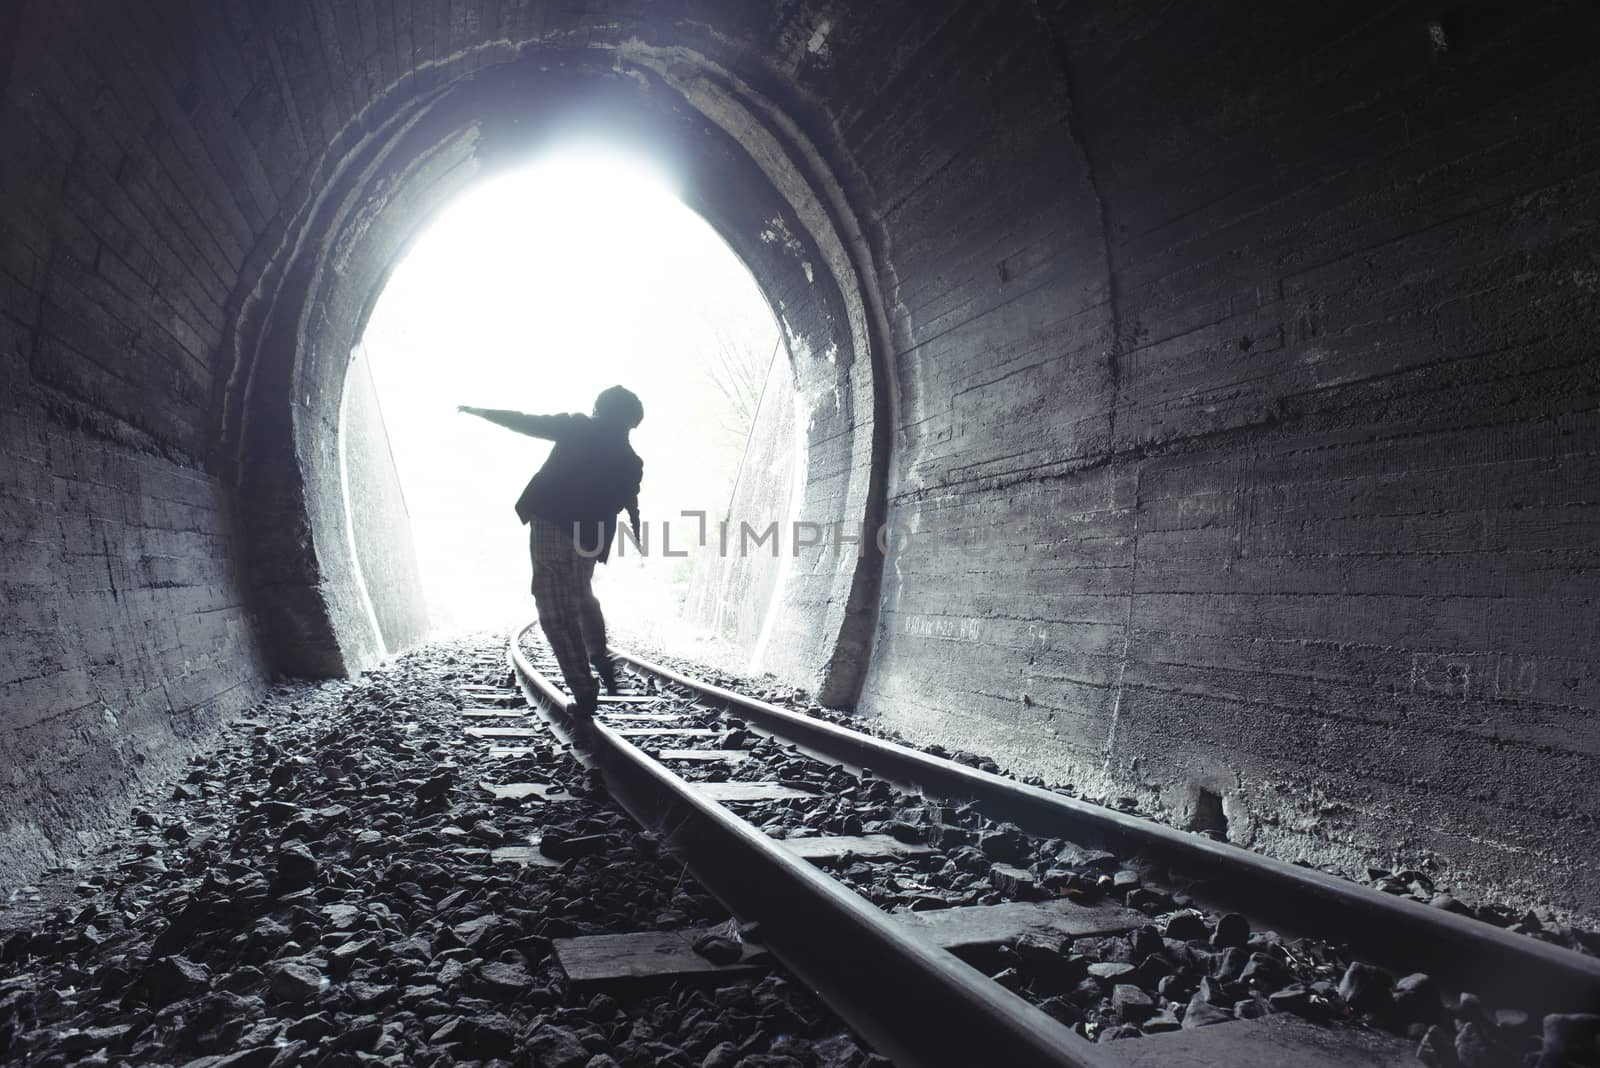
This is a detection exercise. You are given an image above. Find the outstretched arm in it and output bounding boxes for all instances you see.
[457,406,569,440]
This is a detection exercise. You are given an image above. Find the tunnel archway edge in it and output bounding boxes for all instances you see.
[218,34,896,704]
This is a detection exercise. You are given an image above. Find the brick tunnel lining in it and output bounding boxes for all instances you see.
[2,0,1599,921]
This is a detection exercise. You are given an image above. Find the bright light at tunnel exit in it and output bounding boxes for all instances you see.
[355,143,784,649]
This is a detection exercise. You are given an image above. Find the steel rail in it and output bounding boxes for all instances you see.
[617,651,1600,1016]
[509,626,1108,1068]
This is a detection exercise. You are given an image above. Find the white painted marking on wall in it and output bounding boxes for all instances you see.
[1408,652,1474,698]
[901,614,982,642]
[1493,654,1538,699]
[807,19,832,55]
[1028,623,1051,653]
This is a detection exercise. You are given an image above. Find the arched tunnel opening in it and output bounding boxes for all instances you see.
[339,144,795,660]
[220,58,890,702]
[3,2,1600,1063]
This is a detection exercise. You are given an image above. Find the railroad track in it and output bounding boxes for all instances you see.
[461,624,1600,1068]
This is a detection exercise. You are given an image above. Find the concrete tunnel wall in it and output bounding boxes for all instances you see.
[0,0,1597,921]
[340,343,430,657]
[0,0,892,885]
[850,0,1600,917]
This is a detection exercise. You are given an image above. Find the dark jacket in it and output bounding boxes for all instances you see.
[473,410,642,562]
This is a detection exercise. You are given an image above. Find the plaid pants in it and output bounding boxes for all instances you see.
[528,516,608,704]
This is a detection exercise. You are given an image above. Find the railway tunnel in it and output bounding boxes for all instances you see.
[2,1,1600,1061]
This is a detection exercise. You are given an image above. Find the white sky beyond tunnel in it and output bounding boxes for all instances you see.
[359,145,782,639]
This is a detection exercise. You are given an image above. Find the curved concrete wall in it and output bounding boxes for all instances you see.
[341,344,429,655]
[855,0,1600,916]
[2,0,1598,920]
